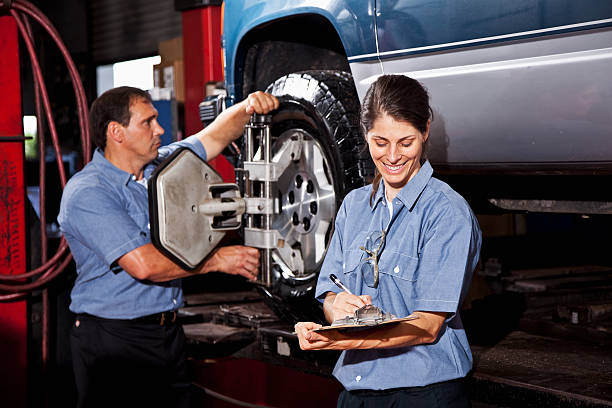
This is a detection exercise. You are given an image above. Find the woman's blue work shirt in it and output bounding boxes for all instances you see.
[315,161,482,390]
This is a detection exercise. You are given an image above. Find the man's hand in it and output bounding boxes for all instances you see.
[204,245,260,281]
[118,243,259,282]
[196,91,279,161]
[242,91,279,115]
[324,291,372,323]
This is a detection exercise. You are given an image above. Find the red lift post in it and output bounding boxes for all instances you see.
[0,15,28,408]
[180,1,236,182]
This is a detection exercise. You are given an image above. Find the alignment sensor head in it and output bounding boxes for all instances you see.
[148,147,229,270]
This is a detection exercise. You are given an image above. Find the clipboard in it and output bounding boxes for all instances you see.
[313,314,419,333]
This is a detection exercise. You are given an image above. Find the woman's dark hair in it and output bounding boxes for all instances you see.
[359,75,432,205]
[90,86,152,151]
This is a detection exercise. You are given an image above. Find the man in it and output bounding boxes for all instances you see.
[58,86,278,408]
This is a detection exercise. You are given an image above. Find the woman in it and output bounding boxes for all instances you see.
[295,75,481,407]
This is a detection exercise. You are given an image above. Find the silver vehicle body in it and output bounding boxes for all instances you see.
[224,0,612,173]
[351,20,612,168]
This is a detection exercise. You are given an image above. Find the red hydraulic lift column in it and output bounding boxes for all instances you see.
[177,0,235,181]
[0,15,28,408]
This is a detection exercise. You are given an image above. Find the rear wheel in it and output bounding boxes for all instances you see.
[250,70,373,309]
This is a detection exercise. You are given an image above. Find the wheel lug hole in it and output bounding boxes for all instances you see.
[288,191,295,204]
[310,202,317,214]
[306,180,314,193]
[295,175,303,188]
[302,217,311,231]
[292,212,299,226]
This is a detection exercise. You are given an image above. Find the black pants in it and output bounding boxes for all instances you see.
[337,377,471,408]
[71,314,194,408]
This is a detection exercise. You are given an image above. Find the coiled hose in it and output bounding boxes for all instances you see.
[0,0,90,388]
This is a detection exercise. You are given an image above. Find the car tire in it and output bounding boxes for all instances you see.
[245,70,372,319]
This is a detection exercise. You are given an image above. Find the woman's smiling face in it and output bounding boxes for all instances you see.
[367,112,429,200]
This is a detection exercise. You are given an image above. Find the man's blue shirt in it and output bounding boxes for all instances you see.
[315,161,482,390]
[58,136,207,319]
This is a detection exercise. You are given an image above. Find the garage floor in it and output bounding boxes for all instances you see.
[182,289,612,408]
[472,331,611,407]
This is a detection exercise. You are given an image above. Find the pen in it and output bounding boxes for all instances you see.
[329,274,353,295]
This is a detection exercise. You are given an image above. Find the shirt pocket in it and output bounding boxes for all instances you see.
[341,249,364,288]
[342,250,363,274]
[129,211,149,233]
[379,251,419,283]
[125,188,150,229]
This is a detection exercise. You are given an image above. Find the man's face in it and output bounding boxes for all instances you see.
[122,98,164,163]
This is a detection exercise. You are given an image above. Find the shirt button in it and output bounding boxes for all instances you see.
[173,299,177,304]
[356,375,361,382]
[394,265,400,273]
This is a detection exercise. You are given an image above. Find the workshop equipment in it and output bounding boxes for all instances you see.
[150,112,309,288]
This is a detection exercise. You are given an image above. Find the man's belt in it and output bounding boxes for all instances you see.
[78,311,178,326]
[133,310,178,325]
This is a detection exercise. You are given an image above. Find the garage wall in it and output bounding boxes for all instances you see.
[89,0,182,64]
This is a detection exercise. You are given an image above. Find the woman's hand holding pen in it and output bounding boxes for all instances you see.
[327,274,372,322]
[296,274,372,351]
[329,292,372,322]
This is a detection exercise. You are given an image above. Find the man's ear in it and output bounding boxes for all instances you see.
[107,121,124,145]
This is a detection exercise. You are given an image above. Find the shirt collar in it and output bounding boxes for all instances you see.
[370,160,433,212]
[370,180,386,212]
[92,148,134,186]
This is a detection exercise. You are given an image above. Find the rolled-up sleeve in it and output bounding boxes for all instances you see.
[158,135,207,161]
[413,202,481,314]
